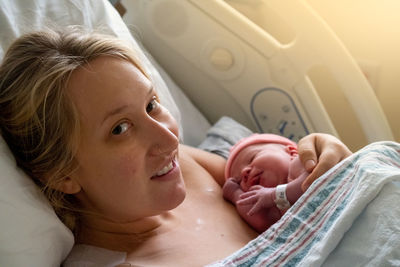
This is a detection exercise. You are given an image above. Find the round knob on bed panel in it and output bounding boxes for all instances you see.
[209,48,234,71]
[200,38,245,81]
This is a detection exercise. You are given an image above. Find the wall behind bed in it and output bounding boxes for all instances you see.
[305,0,400,145]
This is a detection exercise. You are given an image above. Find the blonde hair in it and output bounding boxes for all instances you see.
[0,27,146,233]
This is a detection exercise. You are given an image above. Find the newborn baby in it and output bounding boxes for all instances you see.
[223,134,309,233]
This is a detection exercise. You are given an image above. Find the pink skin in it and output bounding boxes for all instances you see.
[223,143,308,233]
[66,56,186,229]
[231,143,297,191]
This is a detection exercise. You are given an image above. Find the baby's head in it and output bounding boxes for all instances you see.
[225,134,297,191]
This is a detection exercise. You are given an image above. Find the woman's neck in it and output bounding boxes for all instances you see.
[76,211,180,252]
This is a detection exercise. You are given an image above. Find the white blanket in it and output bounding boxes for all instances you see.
[208,141,400,267]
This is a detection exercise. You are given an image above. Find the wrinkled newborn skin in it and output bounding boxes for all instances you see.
[224,143,308,232]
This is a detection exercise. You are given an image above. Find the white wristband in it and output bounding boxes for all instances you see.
[275,184,291,210]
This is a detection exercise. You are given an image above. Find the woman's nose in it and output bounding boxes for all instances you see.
[146,116,179,157]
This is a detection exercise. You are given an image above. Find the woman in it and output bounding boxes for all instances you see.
[0,28,351,266]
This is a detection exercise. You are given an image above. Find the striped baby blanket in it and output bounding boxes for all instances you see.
[208,141,400,267]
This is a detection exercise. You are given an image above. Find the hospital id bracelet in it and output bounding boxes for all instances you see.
[275,184,291,210]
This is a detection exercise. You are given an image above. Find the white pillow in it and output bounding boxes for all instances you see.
[0,0,199,266]
[0,136,74,267]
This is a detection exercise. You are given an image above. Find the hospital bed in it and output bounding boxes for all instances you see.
[0,0,398,266]
[123,0,394,147]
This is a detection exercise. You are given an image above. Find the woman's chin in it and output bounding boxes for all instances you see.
[170,182,187,209]
[161,179,187,211]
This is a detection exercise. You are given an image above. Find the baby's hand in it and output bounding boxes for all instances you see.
[222,177,241,201]
[237,186,275,216]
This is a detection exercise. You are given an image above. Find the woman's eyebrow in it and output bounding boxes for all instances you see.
[102,86,154,124]
[148,86,154,96]
[102,104,130,124]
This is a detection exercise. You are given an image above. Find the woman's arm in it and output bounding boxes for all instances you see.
[180,144,226,186]
[297,133,352,191]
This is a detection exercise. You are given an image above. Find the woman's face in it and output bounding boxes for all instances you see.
[66,56,185,223]
[230,143,292,191]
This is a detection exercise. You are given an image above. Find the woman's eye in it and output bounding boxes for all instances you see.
[146,96,160,113]
[112,122,130,135]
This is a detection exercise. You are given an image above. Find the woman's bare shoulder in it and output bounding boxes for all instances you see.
[179,144,226,186]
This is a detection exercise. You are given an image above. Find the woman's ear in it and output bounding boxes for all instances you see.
[59,177,81,194]
[50,176,82,194]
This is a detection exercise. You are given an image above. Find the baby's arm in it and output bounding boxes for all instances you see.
[224,179,280,233]
[222,178,244,203]
[285,172,308,205]
[285,156,309,204]
[238,156,308,214]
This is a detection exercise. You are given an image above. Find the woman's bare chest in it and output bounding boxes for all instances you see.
[125,160,257,266]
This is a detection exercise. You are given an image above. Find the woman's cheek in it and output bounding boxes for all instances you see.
[114,154,142,180]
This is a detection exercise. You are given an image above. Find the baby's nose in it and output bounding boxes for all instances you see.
[248,166,262,179]
[241,166,251,181]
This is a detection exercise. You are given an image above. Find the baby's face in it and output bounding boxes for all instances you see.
[230,143,292,191]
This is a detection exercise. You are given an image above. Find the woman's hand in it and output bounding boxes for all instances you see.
[298,133,352,191]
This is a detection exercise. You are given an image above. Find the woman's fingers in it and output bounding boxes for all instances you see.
[297,133,319,172]
[301,153,333,191]
[298,133,352,191]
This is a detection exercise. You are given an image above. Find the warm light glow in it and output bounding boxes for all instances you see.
[225,0,400,145]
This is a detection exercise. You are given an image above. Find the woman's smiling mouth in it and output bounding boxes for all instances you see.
[155,160,174,176]
[151,156,179,179]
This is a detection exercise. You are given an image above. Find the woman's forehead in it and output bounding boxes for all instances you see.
[68,57,148,92]
[66,56,152,131]
[68,57,150,106]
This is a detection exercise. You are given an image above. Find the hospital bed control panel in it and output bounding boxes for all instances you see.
[251,88,309,142]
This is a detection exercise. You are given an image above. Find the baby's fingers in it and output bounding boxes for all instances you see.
[248,185,263,191]
[237,195,257,205]
[247,202,262,216]
[239,191,257,199]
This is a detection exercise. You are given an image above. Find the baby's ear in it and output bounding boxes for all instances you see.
[286,145,298,156]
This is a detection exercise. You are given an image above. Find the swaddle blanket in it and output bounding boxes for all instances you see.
[208,141,400,267]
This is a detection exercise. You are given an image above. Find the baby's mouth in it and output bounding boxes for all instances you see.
[249,176,260,186]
